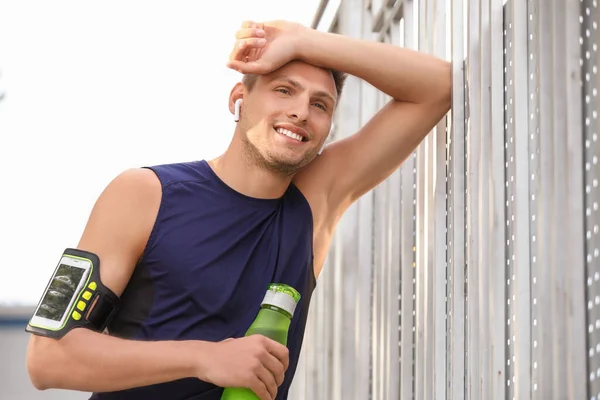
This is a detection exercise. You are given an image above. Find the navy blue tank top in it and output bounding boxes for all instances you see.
[90,160,316,400]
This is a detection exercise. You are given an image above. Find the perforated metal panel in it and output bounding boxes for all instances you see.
[291,0,590,399]
[400,3,417,400]
[433,1,449,398]
[490,0,508,397]
[503,3,516,397]
[446,119,454,398]
[584,0,600,398]
[527,0,541,396]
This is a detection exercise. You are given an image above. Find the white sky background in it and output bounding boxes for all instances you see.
[0,0,322,306]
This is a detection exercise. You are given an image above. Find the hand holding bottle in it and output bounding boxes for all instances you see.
[219,283,301,400]
[199,335,289,400]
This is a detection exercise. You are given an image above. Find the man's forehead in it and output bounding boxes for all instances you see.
[260,62,337,99]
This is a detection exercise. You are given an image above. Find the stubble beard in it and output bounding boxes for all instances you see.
[240,123,319,176]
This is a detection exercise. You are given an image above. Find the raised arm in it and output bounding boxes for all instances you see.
[296,28,452,210]
[227,21,450,214]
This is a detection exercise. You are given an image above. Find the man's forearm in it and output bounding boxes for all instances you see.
[27,328,204,392]
[296,28,451,104]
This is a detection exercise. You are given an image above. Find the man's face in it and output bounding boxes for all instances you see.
[237,61,337,175]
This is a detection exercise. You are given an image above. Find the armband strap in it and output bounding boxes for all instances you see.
[25,248,121,339]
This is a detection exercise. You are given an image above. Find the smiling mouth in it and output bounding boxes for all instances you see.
[274,127,307,142]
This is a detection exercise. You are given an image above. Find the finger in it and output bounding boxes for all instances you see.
[230,38,266,62]
[244,22,262,64]
[232,21,256,55]
[238,38,266,50]
[235,28,265,40]
[249,376,272,400]
[226,60,268,75]
[245,21,264,63]
[255,364,278,400]
[261,351,286,387]
[263,338,290,372]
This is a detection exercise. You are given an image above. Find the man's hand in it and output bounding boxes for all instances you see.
[198,335,290,400]
[227,20,305,75]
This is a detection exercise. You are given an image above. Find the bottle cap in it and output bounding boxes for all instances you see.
[261,283,301,318]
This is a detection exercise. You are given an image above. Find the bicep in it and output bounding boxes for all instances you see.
[323,98,450,210]
[76,167,162,298]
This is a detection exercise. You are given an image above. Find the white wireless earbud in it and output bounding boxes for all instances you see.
[234,99,243,122]
[317,143,326,155]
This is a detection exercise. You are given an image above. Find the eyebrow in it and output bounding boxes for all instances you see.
[271,76,337,106]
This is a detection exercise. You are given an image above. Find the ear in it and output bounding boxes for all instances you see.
[228,82,246,121]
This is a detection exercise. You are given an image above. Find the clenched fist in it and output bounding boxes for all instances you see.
[198,335,290,400]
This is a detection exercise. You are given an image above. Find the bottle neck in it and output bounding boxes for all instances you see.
[261,304,293,319]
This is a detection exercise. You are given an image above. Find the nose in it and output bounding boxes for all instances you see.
[286,98,310,123]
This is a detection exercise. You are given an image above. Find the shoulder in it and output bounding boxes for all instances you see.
[84,167,162,243]
[106,167,162,201]
[144,160,211,188]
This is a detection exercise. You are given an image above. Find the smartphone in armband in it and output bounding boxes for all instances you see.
[29,254,93,332]
[27,249,120,339]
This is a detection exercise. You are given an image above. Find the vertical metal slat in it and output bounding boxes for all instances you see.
[401,3,417,399]
[415,0,428,396]
[489,0,507,397]
[466,0,482,397]
[451,0,467,398]
[551,0,587,397]
[478,0,492,397]
[583,0,600,398]
[433,0,449,398]
[507,0,533,397]
[388,19,402,400]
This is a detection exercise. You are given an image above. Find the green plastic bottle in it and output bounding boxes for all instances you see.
[220,283,301,400]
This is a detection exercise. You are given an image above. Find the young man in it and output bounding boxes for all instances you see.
[26,20,450,400]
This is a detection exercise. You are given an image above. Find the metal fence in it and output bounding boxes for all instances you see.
[289,0,598,399]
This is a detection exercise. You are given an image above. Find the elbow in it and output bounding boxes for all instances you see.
[420,61,452,111]
[27,354,49,390]
[28,367,50,391]
[439,62,452,111]
[26,336,57,390]
[441,86,452,113]
[426,79,451,117]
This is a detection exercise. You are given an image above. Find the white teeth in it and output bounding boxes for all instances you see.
[276,128,303,142]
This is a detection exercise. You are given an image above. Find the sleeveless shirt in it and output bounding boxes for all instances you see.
[89,160,316,400]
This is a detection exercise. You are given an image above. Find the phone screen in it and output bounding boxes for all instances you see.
[34,263,87,322]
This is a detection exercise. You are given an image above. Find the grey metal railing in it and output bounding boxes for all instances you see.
[289,0,596,399]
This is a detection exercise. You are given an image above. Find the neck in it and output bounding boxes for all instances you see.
[208,135,294,200]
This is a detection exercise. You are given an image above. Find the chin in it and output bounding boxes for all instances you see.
[269,152,318,174]
[241,131,319,174]
[253,148,310,174]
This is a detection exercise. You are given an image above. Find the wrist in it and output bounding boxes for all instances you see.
[181,340,213,381]
[293,25,322,64]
